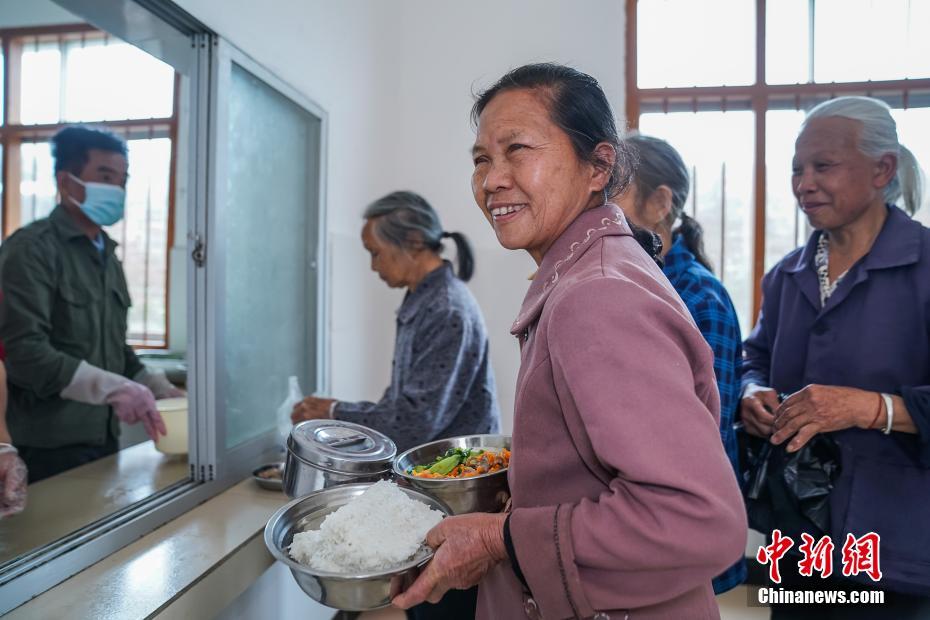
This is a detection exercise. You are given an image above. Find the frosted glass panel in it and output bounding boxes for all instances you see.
[224,63,320,448]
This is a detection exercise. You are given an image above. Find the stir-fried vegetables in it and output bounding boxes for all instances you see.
[407,447,511,479]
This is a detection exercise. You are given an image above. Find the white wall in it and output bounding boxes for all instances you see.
[171,0,626,433]
[383,0,626,431]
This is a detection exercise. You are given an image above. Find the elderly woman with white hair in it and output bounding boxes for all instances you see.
[741,96,930,618]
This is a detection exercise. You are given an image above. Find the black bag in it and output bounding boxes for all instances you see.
[740,429,841,541]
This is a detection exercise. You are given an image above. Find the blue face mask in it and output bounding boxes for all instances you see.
[67,174,126,226]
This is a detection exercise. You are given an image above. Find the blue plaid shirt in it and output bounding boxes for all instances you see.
[663,236,747,594]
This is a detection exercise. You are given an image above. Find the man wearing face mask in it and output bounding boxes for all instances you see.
[0,126,179,482]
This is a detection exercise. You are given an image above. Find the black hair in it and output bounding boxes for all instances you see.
[627,134,713,272]
[471,63,660,264]
[52,125,127,175]
[364,190,475,281]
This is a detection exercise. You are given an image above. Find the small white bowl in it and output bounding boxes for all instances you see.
[155,397,188,455]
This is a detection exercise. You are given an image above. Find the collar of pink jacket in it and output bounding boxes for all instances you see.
[510,203,632,337]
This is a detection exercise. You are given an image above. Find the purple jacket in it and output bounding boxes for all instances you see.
[743,205,930,595]
[477,205,747,620]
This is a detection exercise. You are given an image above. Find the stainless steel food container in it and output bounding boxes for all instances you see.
[264,483,453,611]
[393,434,511,515]
[283,420,396,498]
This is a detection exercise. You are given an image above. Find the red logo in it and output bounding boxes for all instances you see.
[756,529,794,584]
[797,533,835,578]
[841,532,882,582]
[756,531,881,583]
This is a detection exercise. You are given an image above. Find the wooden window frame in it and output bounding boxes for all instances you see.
[0,23,180,348]
[625,0,930,322]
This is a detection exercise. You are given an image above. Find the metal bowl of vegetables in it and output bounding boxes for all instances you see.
[392,434,511,515]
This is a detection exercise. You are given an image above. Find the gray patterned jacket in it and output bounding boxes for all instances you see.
[335,262,500,452]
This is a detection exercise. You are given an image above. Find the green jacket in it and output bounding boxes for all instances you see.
[0,205,143,448]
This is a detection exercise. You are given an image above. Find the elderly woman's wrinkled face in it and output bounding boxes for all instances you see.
[471,89,605,263]
[361,219,416,289]
[792,117,894,232]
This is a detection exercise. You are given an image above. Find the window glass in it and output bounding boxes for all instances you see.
[108,137,173,344]
[764,110,808,272]
[638,111,756,335]
[766,0,810,84]
[814,0,930,82]
[64,39,174,121]
[17,137,171,345]
[19,37,174,125]
[19,43,61,125]
[891,107,930,225]
[19,141,57,225]
[637,0,755,88]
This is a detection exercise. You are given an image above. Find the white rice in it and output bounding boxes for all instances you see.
[288,480,444,573]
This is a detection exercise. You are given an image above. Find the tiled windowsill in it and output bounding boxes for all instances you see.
[6,479,291,619]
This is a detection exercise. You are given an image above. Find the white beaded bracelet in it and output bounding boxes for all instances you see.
[881,393,894,435]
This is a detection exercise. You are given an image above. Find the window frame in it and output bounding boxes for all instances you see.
[0,0,330,611]
[624,0,930,322]
[0,22,180,348]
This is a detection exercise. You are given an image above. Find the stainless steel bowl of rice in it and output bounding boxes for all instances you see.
[264,481,452,611]
[393,434,512,515]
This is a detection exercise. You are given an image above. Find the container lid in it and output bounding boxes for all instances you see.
[287,420,396,475]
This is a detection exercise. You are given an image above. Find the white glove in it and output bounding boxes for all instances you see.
[61,361,167,441]
[134,367,185,400]
[0,445,27,517]
[106,382,167,441]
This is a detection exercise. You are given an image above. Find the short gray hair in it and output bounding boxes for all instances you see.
[363,190,475,281]
[803,96,924,215]
[364,190,443,251]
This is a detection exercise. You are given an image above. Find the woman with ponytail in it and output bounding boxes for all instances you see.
[616,133,747,595]
[292,190,500,458]
[741,96,930,617]
[293,192,500,620]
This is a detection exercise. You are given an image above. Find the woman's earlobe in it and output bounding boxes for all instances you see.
[591,142,617,185]
[876,153,898,188]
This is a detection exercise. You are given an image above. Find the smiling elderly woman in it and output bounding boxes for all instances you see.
[393,63,747,620]
[741,96,930,618]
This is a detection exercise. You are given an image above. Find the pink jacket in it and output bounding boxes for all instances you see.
[476,205,747,620]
